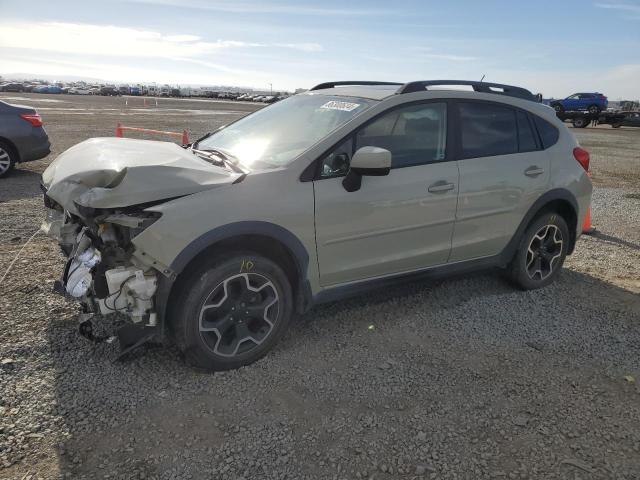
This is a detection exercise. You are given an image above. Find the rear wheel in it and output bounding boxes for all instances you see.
[508,213,569,290]
[572,117,589,128]
[0,142,16,178]
[587,104,601,114]
[171,252,294,371]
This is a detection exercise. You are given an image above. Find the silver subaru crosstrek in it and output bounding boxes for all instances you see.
[42,80,592,370]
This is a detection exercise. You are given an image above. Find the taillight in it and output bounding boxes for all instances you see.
[573,147,590,171]
[20,113,43,127]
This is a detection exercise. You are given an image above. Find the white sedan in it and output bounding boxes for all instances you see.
[68,87,92,95]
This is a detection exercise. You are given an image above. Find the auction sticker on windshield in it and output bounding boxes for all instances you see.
[320,101,361,112]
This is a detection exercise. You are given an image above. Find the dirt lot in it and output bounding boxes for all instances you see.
[1,93,639,480]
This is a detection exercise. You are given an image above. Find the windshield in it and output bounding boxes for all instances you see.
[197,94,376,168]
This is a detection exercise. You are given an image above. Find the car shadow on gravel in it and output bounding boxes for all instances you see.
[43,268,640,478]
[590,230,640,251]
[0,168,44,202]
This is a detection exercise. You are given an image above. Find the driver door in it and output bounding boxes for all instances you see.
[313,102,459,286]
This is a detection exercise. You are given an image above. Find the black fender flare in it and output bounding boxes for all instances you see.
[499,188,579,266]
[155,221,312,334]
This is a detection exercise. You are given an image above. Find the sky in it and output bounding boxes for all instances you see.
[0,0,639,98]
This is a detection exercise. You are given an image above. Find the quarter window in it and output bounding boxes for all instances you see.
[458,102,518,158]
[533,116,560,149]
[516,111,538,152]
[355,102,447,168]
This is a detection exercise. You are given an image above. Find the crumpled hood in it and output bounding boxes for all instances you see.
[43,137,241,214]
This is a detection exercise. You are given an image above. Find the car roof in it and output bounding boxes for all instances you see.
[304,80,541,103]
[302,81,557,123]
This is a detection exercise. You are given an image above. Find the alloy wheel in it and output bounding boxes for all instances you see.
[198,273,279,357]
[0,147,11,176]
[526,224,563,281]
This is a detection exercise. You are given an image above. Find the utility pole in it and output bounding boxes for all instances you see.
[269,83,273,95]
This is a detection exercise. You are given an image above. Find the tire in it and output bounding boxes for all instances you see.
[572,117,589,128]
[552,103,564,114]
[612,122,622,129]
[507,212,570,290]
[587,104,601,115]
[171,251,294,371]
[0,141,16,178]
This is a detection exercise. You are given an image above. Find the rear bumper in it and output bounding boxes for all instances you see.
[16,129,50,163]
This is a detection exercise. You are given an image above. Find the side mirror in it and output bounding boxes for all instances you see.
[342,146,391,192]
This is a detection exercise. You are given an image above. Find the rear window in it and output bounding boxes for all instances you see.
[459,102,517,158]
[533,116,559,149]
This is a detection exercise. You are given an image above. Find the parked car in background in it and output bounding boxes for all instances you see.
[100,86,119,96]
[0,82,25,92]
[0,100,50,177]
[550,93,608,114]
[68,87,92,95]
[32,85,62,94]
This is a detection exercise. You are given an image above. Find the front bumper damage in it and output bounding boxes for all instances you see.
[42,201,169,357]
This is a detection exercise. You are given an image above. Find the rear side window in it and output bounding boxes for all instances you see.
[533,116,559,149]
[516,111,538,152]
[458,102,517,158]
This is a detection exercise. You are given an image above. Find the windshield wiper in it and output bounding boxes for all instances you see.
[190,148,247,174]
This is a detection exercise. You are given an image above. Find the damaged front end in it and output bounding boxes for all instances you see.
[40,137,241,355]
[43,196,168,355]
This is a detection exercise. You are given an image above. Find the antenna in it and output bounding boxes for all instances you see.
[480,74,486,82]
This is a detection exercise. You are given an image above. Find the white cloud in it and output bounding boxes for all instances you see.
[489,64,640,99]
[594,0,640,12]
[422,53,478,62]
[0,22,322,58]
[594,0,640,18]
[274,43,323,52]
[129,0,404,16]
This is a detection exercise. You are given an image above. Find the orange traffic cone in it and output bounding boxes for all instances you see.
[115,123,123,137]
[582,207,595,234]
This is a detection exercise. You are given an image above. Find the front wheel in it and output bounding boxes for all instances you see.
[171,252,294,371]
[507,213,569,290]
[552,103,564,114]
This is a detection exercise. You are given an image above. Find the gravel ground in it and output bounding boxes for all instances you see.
[0,94,639,480]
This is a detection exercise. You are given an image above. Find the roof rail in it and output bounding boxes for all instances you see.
[309,81,403,91]
[397,80,539,102]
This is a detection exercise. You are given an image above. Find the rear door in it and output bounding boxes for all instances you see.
[313,101,459,286]
[449,101,550,262]
[564,94,580,110]
[578,93,594,110]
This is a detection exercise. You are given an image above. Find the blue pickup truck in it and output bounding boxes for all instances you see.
[550,93,608,114]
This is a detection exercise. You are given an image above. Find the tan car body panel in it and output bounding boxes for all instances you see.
[42,137,240,215]
[135,89,591,297]
[45,89,592,300]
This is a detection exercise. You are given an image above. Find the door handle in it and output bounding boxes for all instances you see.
[524,166,545,177]
[428,181,455,193]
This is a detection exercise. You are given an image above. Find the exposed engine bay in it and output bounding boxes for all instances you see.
[42,197,164,350]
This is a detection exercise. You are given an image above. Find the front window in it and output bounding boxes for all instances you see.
[197,94,376,169]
